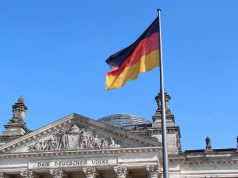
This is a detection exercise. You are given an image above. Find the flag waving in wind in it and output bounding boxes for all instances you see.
[105,17,160,90]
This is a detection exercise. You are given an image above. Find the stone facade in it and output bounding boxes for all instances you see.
[0,95,237,178]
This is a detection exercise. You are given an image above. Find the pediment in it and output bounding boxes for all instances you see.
[0,113,160,153]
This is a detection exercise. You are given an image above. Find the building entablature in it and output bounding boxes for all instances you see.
[168,149,238,166]
[0,147,161,178]
[0,146,161,159]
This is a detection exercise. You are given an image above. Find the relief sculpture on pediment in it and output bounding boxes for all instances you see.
[28,124,120,151]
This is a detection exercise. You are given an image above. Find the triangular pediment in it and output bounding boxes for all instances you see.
[0,113,160,153]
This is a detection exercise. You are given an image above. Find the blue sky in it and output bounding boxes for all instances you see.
[0,0,237,151]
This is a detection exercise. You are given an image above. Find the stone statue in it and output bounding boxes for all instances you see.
[155,92,171,114]
[206,136,212,150]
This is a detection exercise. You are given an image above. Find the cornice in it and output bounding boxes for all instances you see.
[168,152,238,166]
[0,147,161,159]
[182,159,238,166]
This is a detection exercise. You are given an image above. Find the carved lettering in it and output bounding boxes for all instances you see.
[29,158,116,169]
[92,159,109,165]
[54,160,86,166]
[38,162,50,167]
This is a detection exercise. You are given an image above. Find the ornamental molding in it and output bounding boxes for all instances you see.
[182,159,238,166]
[0,172,10,178]
[49,168,68,178]
[0,147,161,159]
[145,164,160,177]
[20,170,38,178]
[114,166,128,177]
[83,168,98,178]
[169,156,238,166]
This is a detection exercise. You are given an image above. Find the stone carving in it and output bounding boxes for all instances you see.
[0,172,4,178]
[49,169,67,178]
[114,166,127,178]
[83,168,97,178]
[0,172,9,178]
[177,138,182,153]
[12,96,27,123]
[28,124,120,151]
[205,136,212,150]
[20,170,38,178]
[146,165,159,178]
[155,92,171,114]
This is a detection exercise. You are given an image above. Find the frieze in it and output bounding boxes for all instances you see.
[28,124,120,151]
[28,158,117,169]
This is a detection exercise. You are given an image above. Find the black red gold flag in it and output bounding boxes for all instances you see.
[105,18,160,90]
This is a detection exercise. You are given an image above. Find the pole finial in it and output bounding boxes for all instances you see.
[157,9,162,12]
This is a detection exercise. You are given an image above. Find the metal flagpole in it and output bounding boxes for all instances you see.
[157,9,170,178]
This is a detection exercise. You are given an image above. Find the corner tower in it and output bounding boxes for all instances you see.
[0,97,30,146]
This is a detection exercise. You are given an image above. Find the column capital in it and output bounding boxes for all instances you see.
[49,169,67,178]
[114,166,128,178]
[20,170,38,178]
[83,168,97,178]
[146,165,160,178]
[0,172,10,178]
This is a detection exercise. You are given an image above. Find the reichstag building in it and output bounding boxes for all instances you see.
[0,93,237,178]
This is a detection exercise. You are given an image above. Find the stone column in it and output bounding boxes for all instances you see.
[49,169,67,178]
[146,165,160,178]
[114,166,128,178]
[0,172,10,178]
[20,170,38,178]
[83,168,97,178]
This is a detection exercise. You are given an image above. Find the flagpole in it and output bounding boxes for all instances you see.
[157,9,170,178]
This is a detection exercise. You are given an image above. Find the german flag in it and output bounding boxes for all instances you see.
[105,17,160,90]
